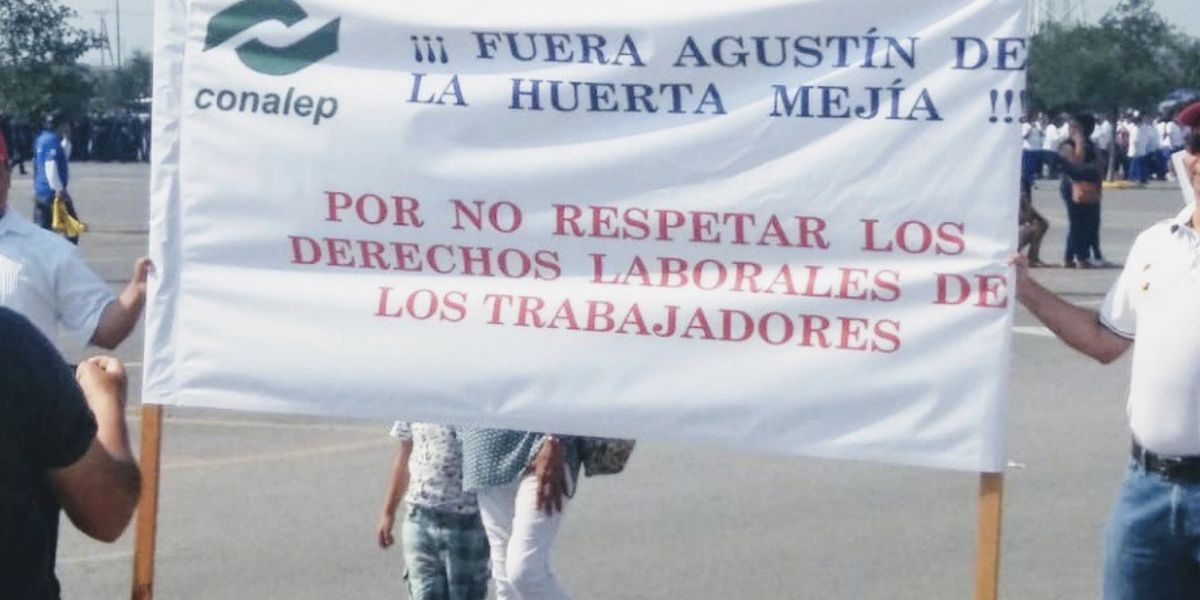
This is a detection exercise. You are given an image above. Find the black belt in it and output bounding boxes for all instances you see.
[1132,440,1200,483]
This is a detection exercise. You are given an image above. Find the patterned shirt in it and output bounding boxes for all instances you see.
[389,422,477,515]
[458,428,581,493]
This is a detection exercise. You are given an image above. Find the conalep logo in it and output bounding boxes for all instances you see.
[196,0,342,125]
[204,0,340,76]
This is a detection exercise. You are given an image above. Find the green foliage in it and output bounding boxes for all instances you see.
[93,51,154,113]
[0,0,103,119]
[1027,0,1200,115]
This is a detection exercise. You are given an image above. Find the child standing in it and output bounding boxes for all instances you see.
[377,422,489,600]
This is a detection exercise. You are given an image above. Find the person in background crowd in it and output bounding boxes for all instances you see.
[377,422,490,600]
[1115,113,1133,180]
[1091,112,1114,178]
[1056,114,1109,269]
[5,116,32,175]
[1162,109,1188,181]
[459,429,582,600]
[31,112,81,241]
[1145,114,1164,181]
[0,114,15,172]
[0,128,150,350]
[1022,109,1041,181]
[70,117,91,163]
[1043,114,1065,179]
[0,308,141,599]
[1126,112,1152,185]
[1019,178,1048,267]
[0,114,30,175]
[1022,110,1044,185]
[1014,99,1200,600]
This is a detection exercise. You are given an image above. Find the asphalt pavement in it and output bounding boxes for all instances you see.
[11,162,1190,599]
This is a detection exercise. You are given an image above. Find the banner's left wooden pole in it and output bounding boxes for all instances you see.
[974,472,1004,600]
[131,404,163,600]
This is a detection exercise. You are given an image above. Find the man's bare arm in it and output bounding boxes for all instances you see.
[48,357,140,543]
[90,258,150,349]
[1014,256,1131,364]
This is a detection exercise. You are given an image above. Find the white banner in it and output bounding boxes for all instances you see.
[147,0,1025,472]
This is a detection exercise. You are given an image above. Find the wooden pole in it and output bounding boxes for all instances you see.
[974,472,1005,600]
[131,404,164,600]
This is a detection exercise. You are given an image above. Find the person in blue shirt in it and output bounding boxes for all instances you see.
[32,112,82,243]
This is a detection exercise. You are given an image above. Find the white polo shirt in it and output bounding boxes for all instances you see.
[1042,123,1060,150]
[0,209,114,345]
[1022,122,1043,151]
[1101,207,1200,455]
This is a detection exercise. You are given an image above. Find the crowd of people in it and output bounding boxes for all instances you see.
[0,111,150,174]
[1018,102,1197,270]
[1023,109,1192,184]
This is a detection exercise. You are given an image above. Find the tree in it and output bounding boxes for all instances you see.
[1027,0,1200,115]
[93,50,153,112]
[0,0,103,119]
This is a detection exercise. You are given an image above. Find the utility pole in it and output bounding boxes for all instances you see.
[1029,0,1087,34]
[95,11,115,70]
[115,0,123,71]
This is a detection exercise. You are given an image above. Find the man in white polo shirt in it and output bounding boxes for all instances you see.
[0,130,149,349]
[1015,100,1200,599]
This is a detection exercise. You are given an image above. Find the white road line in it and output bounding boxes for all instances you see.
[164,438,390,471]
[1014,326,1055,338]
[58,551,133,565]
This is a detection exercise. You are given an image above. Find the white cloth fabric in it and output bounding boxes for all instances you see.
[1022,122,1043,151]
[1100,206,1200,455]
[476,472,573,600]
[43,160,64,192]
[1144,123,1161,153]
[1091,120,1113,151]
[388,421,477,514]
[1127,122,1145,157]
[1166,122,1186,149]
[1042,123,1061,150]
[0,209,113,344]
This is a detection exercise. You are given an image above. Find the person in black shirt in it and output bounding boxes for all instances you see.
[0,308,140,599]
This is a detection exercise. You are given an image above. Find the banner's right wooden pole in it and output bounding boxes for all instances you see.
[975,472,1004,600]
[131,404,164,600]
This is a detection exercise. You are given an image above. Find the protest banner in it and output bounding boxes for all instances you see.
[146,0,1024,471]
[140,1,1025,597]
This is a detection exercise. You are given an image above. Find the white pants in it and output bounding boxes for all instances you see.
[476,472,572,600]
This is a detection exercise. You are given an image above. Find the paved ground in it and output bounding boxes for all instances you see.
[11,162,1191,599]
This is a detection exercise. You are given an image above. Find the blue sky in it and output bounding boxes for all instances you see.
[63,0,1199,66]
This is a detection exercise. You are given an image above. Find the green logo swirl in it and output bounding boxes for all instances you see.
[204,0,340,76]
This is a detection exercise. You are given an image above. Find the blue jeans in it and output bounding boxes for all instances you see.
[1103,462,1200,599]
[401,505,489,600]
[1128,155,1150,184]
[1021,150,1043,185]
